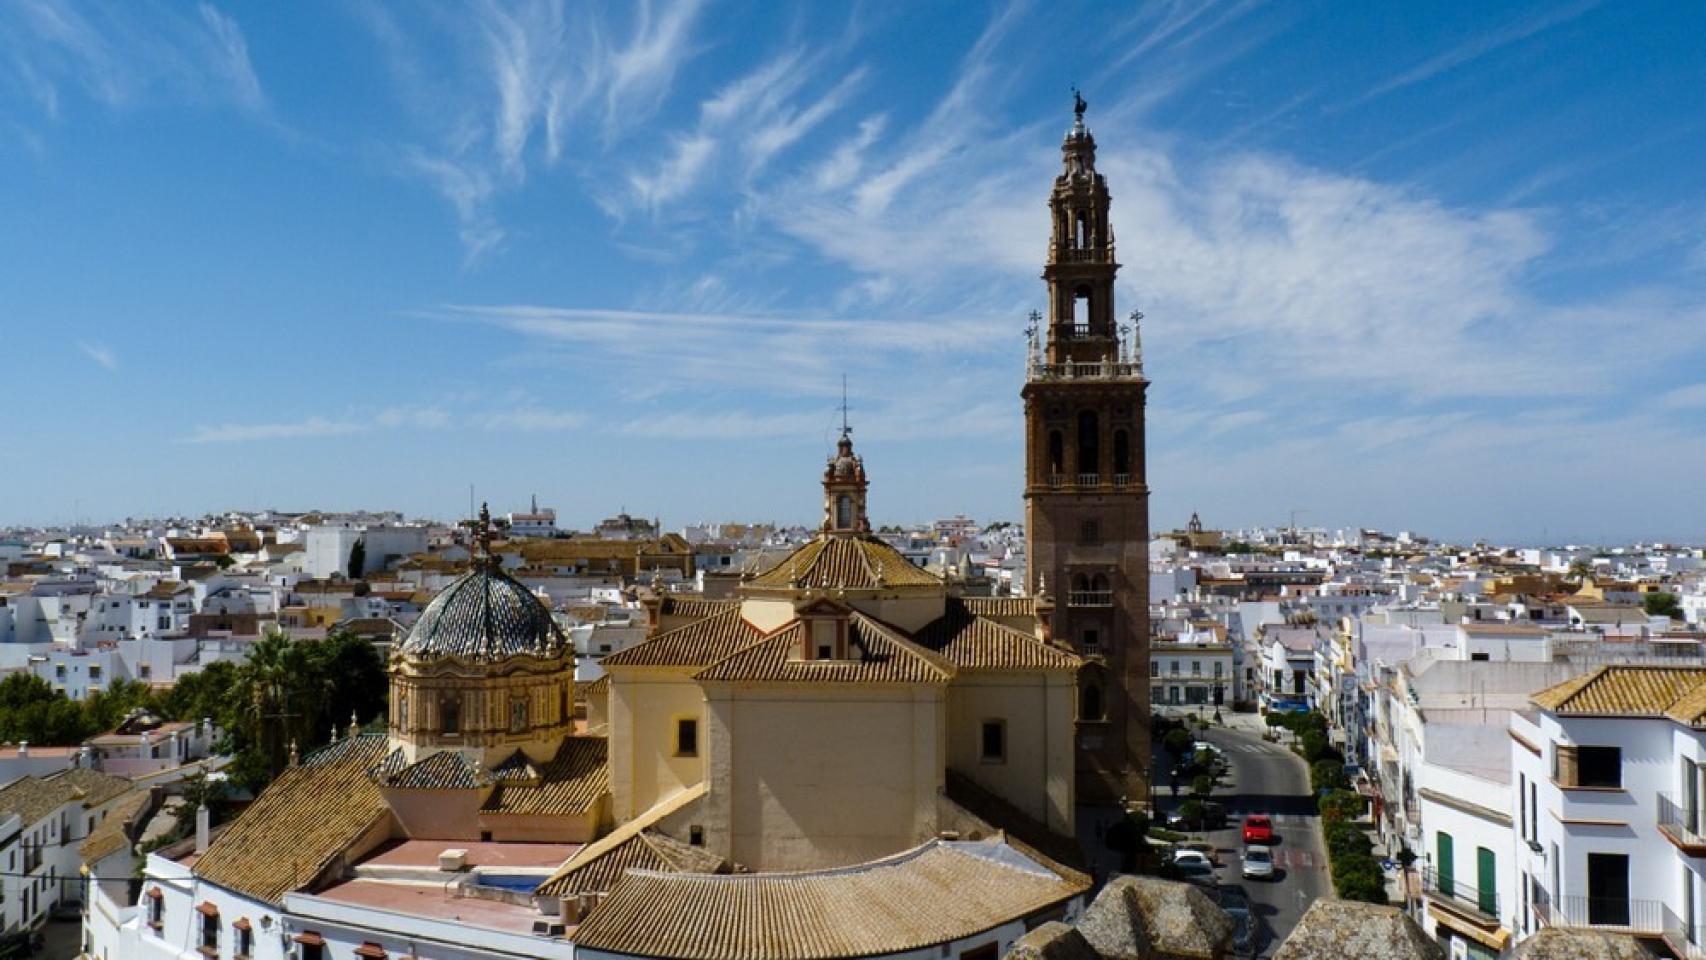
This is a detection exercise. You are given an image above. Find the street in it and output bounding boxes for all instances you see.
[1164,719,1331,957]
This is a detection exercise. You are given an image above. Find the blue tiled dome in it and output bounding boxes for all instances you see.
[400,564,568,663]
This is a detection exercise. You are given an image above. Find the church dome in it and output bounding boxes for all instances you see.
[400,547,568,663]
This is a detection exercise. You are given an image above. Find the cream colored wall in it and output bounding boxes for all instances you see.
[703,684,944,871]
[382,787,488,840]
[607,669,706,822]
[946,672,1075,835]
[850,593,945,633]
[738,598,794,633]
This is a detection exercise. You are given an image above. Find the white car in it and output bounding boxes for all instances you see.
[1171,849,1217,885]
[1241,845,1275,880]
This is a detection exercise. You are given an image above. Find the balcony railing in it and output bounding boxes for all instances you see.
[1659,792,1706,854]
[1068,590,1113,608]
[1112,473,1131,487]
[1028,360,1144,382]
[1077,473,1100,487]
[1541,895,1665,934]
[1663,903,1706,960]
[1052,246,1112,263]
[1420,867,1498,923]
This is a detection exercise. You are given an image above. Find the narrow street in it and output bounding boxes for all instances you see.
[1165,719,1331,957]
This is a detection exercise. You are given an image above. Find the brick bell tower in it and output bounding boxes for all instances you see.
[1022,91,1151,806]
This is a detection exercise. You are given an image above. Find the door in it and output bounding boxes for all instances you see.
[1437,832,1454,897]
[1476,847,1497,915]
[1586,853,1629,926]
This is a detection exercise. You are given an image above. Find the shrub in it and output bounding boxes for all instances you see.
[1319,788,1365,822]
[1311,760,1350,794]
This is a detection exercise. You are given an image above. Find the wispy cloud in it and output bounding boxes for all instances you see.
[183,417,366,444]
[362,0,705,261]
[1339,1,1599,110]
[77,341,117,371]
[0,1,268,119]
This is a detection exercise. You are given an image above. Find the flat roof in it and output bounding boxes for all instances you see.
[360,838,581,870]
[315,878,548,936]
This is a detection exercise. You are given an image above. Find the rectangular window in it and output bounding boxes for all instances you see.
[1518,773,1527,840]
[675,718,698,757]
[1150,662,1159,677]
[1470,652,1490,661]
[1476,847,1497,915]
[980,720,1006,762]
[201,913,219,952]
[1080,520,1100,545]
[1586,853,1630,926]
[1437,832,1455,897]
[1577,746,1622,788]
[236,926,253,958]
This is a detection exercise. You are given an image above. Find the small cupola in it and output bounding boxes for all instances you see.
[822,426,870,537]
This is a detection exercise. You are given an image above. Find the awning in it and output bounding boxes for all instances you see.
[232,918,252,932]
[145,888,164,900]
[1429,904,1511,951]
[353,943,388,959]
[196,901,219,917]
[292,932,326,947]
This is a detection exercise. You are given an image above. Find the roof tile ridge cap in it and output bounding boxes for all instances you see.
[849,610,956,677]
[625,837,944,884]
[692,624,795,677]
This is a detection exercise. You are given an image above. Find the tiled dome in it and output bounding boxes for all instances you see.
[400,563,568,663]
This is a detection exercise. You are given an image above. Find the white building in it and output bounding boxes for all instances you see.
[0,768,135,931]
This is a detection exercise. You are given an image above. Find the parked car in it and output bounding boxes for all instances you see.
[1167,802,1227,832]
[1170,848,1218,886]
[1223,905,1257,958]
[1242,814,1274,844]
[1241,844,1275,880]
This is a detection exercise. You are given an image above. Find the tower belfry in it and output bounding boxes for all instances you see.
[1022,92,1152,805]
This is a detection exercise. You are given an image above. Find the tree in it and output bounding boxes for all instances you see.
[1190,774,1214,799]
[1163,728,1193,761]
[312,630,388,732]
[1644,592,1682,619]
[1566,558,1593,582]
[346,539,367,580]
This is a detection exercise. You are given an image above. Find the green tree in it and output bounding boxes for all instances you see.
[1567,558,1593,582]
[234,632,330,782]
[346,539,367,580]
[1644,592,1682,619]
[311,629,388,732]
[1190,774,1214,799]
[1163,728,1193,760]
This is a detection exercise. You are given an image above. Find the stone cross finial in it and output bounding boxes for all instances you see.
[287,739,299,766]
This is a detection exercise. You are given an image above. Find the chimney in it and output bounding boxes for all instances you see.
[195,804,210,854]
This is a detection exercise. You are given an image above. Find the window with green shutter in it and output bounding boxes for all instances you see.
[1437,832,1455,896]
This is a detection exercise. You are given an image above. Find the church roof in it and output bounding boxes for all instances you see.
[601,605,763,669]
[571,838,1084,960]
[746,535,940,591]
[398,561,569,664]
[694,613,954,685]
[658,596,742,619]
[480,737,609,817]
[377,749,491,790]
[960,596,1039,619]
[916,600,1080,672]
[536,783,711,899]
[195,734,391,905]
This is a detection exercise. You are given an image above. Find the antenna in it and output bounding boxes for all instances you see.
[840,374,851,436]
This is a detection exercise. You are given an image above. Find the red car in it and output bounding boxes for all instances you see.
[1242,815,1274,844]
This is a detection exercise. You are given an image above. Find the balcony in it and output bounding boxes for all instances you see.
[1420,867,1499,925]
[1027,360,1145,383]
[1663,903,1706,960]
[1077,473,1100,487]
[1051,245,1112,264]
[1539,895,1665,935]
[1068,590,1113,608]
[1658,792,1706,855]
[1112,473,1131,487]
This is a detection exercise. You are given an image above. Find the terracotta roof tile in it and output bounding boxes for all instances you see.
[535,784,708,899]
[572,838,1083,960]
[79,789,152,864]
[658,597,741,619]
[747,536,940,591]
[915,601,1079,672]
[195,734,391,904]
[378,749,490,790]
[479,738,608,816]
[536,828,727,899]
[960,596,1039,619]
[1530,665,1706,725]
[694,613,954,685]
[600,607,762,669]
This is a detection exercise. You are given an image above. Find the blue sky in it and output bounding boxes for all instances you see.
[3,1,1704,544]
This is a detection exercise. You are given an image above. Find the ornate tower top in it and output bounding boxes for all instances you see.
[472,501,498,570]
[822,411,871,538]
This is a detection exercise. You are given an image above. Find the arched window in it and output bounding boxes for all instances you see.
[397,694,408,728]
[510,698,528,733]
[1075,212,1089,249]
[559,684,569,721]
[1082,684,1103,721]
[836,495,853,529]
[1077,410,1099,476]
[441,697,461,736]
[1047,431,1064,476]
[1072,574,1089,594]
[1113,429,1130,476]
[1091,573,1109,593]
[1073,285,1091,332]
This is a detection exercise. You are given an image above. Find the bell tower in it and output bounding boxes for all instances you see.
[1022,91,1151,805]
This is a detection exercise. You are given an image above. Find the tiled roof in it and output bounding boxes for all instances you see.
[1510,927,1649,960]
[582,673,611,699]
[960,596,1038,619]
[195,734,391,904]
[658,597,741,619]
[480,738,608,816]
[536,828,726,899]
[79,789,152,864]
[488,749,541,784]
[915,601,1079,672]
[746,536,941,591]
[600,607,762,669]
[400,565,569,664]
[0,776,81,826]
[1274,900,1442,960]
[1007,922,1100,960]
[694,613,954,685]
[47,768,135,809]
[1530,665,1706,725]
[943,770,1088,876]
[537,784,708,899]
[379,749,491,790]
[572,838,1083,960]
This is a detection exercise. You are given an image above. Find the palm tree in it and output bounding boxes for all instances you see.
[236,632,330,778]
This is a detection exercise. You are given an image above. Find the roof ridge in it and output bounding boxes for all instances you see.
[849,611,956,679]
